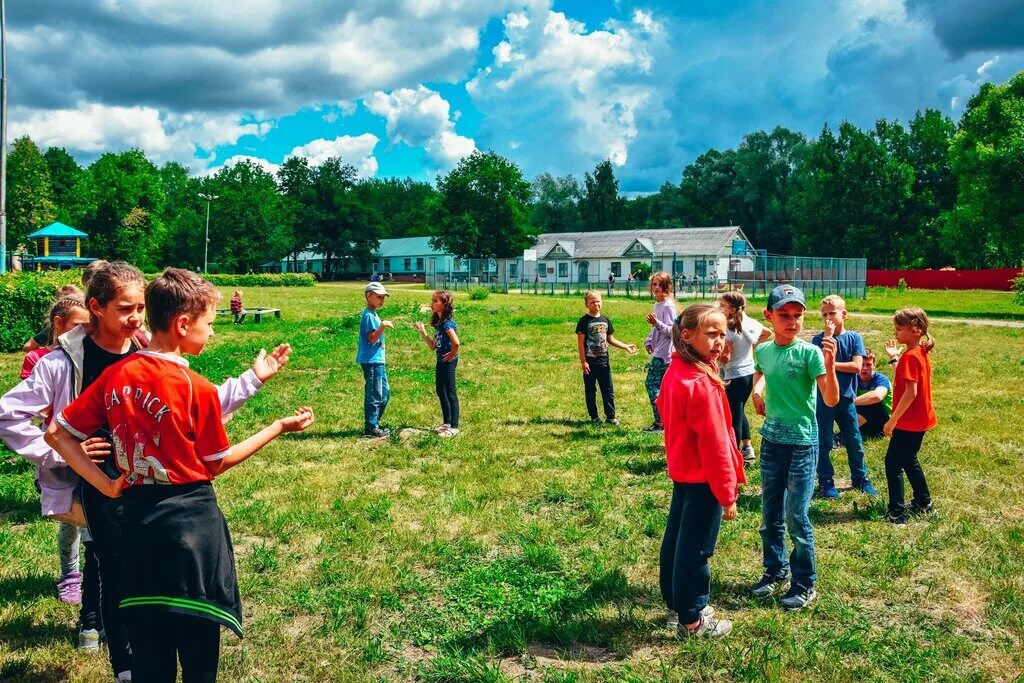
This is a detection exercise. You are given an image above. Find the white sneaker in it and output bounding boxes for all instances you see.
[438,427,460,438]
[665,605,715,630]
[116,671,132,682]
[433,423,450,433]
[677,614,732,639]
[78,628,100,651]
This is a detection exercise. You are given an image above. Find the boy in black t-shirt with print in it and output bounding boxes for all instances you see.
[575,290,638,425]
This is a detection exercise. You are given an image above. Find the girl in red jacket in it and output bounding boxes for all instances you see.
[656,302,746,639]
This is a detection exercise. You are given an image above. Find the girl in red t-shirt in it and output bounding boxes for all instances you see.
[656,303,746,639]
[882,307,937,525]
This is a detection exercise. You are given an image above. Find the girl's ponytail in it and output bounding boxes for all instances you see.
[718,291,746,333]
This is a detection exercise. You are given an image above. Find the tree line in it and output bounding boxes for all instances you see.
[6,72,1023,272]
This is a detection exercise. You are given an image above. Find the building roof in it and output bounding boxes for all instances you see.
[374,236,445,258]
[28,222,89,239]
[530,227,751,259]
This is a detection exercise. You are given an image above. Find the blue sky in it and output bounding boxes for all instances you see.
[8,0,1023,191]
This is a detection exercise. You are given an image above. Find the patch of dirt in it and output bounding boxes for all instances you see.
[525,643,619,669]
[283,613,320,639]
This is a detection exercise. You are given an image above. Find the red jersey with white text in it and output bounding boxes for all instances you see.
[57,350,231,486]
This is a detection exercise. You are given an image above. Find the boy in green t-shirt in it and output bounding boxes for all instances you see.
[749,285,839,610]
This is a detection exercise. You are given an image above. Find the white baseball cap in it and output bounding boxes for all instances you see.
[364,282,390,296]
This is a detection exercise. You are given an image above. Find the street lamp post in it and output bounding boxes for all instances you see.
[0,0,9,274]
[198,193,219,272]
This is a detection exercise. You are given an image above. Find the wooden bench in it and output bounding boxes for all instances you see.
[216,307,281,323]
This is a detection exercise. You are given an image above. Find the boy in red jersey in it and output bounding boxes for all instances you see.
[46,268,314,683]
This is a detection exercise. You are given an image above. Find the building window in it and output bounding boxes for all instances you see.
[652,261,663,271]
[558,262,568,278]
[673,260,684,275]
[611,262,621,277]
[382,258,390,271]
[536,262,545,277]
[695,260,707,277]
[416,257,424,270]
[404,258,412,271]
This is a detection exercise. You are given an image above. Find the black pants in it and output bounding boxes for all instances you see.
[884,429,931,521]
[129,610,221,683]
[659,483,723,624]
[79,540,101,631]
[857,403,887,439]
[724,374,753,442]
[435,359,460,428]
[81,479,131,676]
[583,363,615,420]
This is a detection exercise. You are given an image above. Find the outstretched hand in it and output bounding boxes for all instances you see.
[884,338,900,361]
[279,407,315,434]
[253,344,292,382]
[625,344,638,355]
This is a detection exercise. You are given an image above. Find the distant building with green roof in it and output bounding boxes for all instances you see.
[270,237,471,281]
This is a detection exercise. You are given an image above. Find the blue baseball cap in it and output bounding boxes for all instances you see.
[766,284,806,311]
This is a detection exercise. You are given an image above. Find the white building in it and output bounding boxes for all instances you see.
[522,227,756,284]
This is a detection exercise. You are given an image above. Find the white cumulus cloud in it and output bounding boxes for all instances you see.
[365,85,476,170]
[287,133,380,177]
[467,8,659,174]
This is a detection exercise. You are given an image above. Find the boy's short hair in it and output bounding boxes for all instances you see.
[863,349,876,363]
[820,294,846,309]
[584,290,601,303]
[146,268,222,333]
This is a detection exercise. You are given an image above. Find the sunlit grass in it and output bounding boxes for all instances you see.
[1,283,1022,681]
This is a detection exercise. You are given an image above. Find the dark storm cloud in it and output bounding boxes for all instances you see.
[906,0,1024,56]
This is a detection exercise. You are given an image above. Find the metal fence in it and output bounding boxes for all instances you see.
[426,254,867,300]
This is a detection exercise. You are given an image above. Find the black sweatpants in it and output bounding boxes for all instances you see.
[129,610,221,683]
[583,363,615,420]
[884,428,932,521]
[81,479,131,677]
[435,359,460,428]
[659,482,723,624]
[724,373,753,443]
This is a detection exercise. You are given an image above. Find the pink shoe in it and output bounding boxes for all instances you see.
[56,571,82,605]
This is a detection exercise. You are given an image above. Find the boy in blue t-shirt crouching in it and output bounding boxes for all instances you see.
[357,282,394,438]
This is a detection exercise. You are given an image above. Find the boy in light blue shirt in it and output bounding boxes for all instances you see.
[357,282,394,437]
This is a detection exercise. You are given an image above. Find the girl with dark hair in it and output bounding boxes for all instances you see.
[415,290,462,437]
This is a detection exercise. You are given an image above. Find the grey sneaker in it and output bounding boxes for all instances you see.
[781,583,817,610]
[363,426,390,438]
[78,628,100,651]
[677,614,732,639]
[741,444,756,464]
[751,573,789,597]
[665,605,715,630]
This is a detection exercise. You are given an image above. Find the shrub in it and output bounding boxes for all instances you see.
[144,272,316,287]
[631,263,652,280]
[897,277,908,294]
[1014,266,1024,305]
[0,271,82,353]
[468,287,490,300]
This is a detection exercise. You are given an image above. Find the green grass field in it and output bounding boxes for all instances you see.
[2,284,1023,682]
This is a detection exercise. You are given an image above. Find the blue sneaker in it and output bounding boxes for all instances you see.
[818,484,841,499]
[853,479,879,497]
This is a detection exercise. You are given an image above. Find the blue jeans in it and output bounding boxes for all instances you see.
[816,396,868,487]
[759,439,817,587]
[361,363,390,432]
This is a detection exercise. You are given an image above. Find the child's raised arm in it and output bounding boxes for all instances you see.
[414,322,437,351]
[816,337,840,407]
[206,407,315,476]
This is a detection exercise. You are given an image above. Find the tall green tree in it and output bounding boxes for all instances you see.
[905,110,957,267]
[357,177,437,239]
[430,151,534,258]
[157,161,202,268]
[580,160,625,231]
[204,159,290,273]
[310,158,382,277]
[277,156,317,271]
[942,73,1024,268]
[44,147,95,229]
[530,173,582,233]
[86,149,166,268]
[6,136,55,253]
